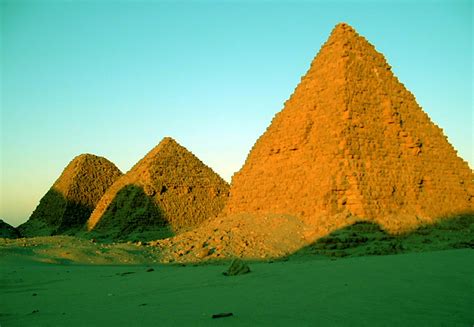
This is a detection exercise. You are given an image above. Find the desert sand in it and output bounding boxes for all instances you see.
[2,215,473,326]
[1,249,473,326]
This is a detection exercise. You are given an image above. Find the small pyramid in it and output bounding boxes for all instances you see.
[18,154,123,237]
[223,23,473,233]
[87,137,230,239]
[0,219,21,238]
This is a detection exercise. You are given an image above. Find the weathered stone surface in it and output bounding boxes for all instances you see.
[223,259,251,276]
[87,137,229,239]
[153,213,309,263]
[223,23,473,234]
[18,154,123,237]
[0,219,21,238]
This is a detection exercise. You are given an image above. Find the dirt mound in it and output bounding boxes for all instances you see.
[18,154,123,237]
[86,137,229,240]
[152,213,311,263]
[0,219,21,238]
[222,22,473,236]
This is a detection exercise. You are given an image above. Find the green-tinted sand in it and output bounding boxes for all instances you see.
[1,249,473,326]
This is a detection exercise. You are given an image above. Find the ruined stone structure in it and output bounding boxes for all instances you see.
[18,154,123,237]
[224,23,473,232]
[87,137,229,237]
[0,219,21,239]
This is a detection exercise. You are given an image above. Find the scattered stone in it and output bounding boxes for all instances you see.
[32,310,39,314]
[146,268,154,272]
[32,293,37,296]
[223,259,251,276]
[212,312,233,319]
[196,248,210,259]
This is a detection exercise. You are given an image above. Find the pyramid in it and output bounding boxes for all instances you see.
[0,219,21,238]
[86,137,230,239]
[223,23,473,233]
[18,154,123,237]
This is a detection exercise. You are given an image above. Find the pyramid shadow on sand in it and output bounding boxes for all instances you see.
[163,212,473,267]
[87,184,174,242]
[288,213,474,260]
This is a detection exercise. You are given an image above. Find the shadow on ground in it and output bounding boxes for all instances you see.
[289,214,474,260]
[2,213,472,266]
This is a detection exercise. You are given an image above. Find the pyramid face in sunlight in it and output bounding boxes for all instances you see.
[18,154,123,237]
[223,23,474,232]
[87,137,229,239]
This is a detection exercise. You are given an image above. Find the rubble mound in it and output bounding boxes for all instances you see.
[223,22,473,235]
[18,154,123,237]
[152,213,311,263]
[87,137,229,240]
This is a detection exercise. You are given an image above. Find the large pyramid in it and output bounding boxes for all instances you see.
[224,23,473,233]
[18,154,123,237]
[86,137,229,240]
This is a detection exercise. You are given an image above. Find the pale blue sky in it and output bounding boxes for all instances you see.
[1,0,472,227]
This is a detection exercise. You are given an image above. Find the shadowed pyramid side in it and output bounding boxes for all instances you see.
[90,184,173,241]
[87,137,229,238]
[0,219,22,239]
[18,154,123,237]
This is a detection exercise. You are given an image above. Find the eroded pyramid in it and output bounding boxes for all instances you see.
[223,23,473,234]
[86,137,230,240]
[18,154,123,237]
[0,219,21,239]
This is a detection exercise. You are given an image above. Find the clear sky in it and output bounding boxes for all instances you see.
[1,0,472,227]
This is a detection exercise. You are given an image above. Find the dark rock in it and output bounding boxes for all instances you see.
[223,259,250,276]
[212,312,233,319]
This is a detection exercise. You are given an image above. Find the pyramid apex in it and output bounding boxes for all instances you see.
[160,136,177,144]
[72,153,105,163]
[131,137,185,167]
[330,22,358,39]
[334,22,354,30]
[157,136,183,148]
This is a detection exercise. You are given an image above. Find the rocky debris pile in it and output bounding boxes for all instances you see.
[223,22,473,236]
[87,137,229,240]
[0,219,21,238]
[151,213,310,263]
[18,154,122,237]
